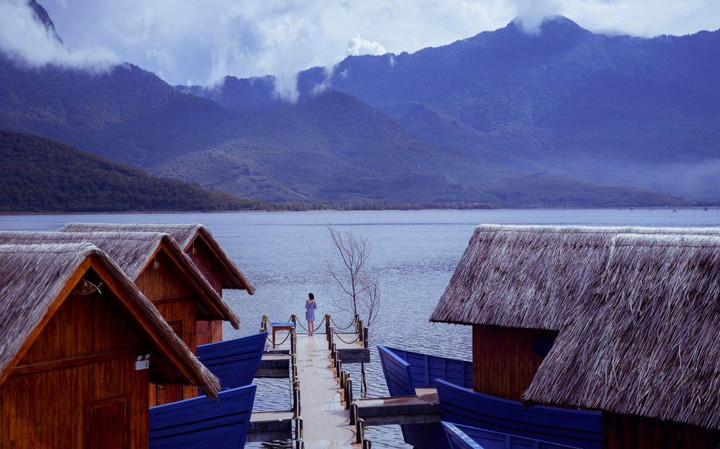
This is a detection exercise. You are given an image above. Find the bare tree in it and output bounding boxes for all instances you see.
[325,225,381,326]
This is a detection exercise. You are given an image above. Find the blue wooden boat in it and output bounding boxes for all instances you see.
[442,422,582,449]
[149,384,257,449]
[197,332,267,389]
[383,345,473,389]
[436,380,602,449]
[378,345,468,449]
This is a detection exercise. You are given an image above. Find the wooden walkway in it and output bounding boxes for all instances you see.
[296,333,358,448]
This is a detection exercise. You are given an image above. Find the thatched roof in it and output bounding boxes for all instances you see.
[523,234,720,430]
[0,231,239,328]
[0,243,220,395]
[430,225,720,331]
[60,223,255,294]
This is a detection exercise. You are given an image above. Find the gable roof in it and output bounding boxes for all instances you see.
[59,223,255,293]
[0,231,239,328]
[0,243,220,395]
[523,234,720,430]
[430,224,720,330]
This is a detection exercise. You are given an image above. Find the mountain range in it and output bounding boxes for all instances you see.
[2,6,717,208]
[0,129,261,212]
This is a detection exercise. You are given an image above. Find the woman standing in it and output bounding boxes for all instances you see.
[305,293,318,336]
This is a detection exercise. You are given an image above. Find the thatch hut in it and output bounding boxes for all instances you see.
[60,223,254,344]
[0,243,219,448]
[523,234,720,448]
[0,231,239,405]
[430,225,720,401]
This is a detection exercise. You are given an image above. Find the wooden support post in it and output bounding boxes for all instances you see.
[291,329,297,355]
[363,327,369,349]
[356,418,365,444]
[350,402,358,426]
[346,379,353,409]
[325,314,331,340]
[293,386,301,418]
[363,440,372,449]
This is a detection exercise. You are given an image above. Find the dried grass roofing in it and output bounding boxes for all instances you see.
[523,234,720,430]
[0,243,220,395]
[430,224,720,331]
[59,223,255,294]
[0,231,239,328]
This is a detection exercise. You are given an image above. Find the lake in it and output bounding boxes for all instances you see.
[2,208,719,447]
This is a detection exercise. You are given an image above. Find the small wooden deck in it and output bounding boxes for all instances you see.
[355,388,440,426]
[296,333,357,448]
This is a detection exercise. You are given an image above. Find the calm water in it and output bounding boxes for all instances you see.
[2,208,719,447]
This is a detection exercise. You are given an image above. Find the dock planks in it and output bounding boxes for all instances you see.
[296,333,357,448]
[356,388,440,426]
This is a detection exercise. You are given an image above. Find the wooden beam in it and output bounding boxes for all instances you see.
[11,348,147,377]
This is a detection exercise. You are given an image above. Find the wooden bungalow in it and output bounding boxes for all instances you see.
[60,223,255,345]
[430,224,720,401]
[0,231,240,405]
[0,243,219,449]
[523,234,720,448]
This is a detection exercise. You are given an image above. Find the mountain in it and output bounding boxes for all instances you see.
[0,129,261,212]
[294,17,720,200]
[0,7,691,207]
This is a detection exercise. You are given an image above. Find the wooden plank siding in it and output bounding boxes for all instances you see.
[0,289,150,449]
[134,250,200,406]
[603,413,720,449]
[472,325,557,400]
[185,238,225,344]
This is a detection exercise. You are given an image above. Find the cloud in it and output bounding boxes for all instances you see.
[33,0,720,102]
[0,0,118,71]
[512,0,562,33]
[347,36,387,56]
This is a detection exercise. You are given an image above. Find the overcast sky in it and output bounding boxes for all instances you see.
[2,0,720,99]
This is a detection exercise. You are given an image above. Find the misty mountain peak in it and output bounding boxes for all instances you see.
[507,15,589,38]
[28,0,63,44]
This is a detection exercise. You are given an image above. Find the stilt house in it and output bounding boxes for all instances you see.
[0,243,219,449]
[430,225,628,400]
[0,231,239,405]
[431,225,720,400]
[60,223,255,345]
[523,234,720,448]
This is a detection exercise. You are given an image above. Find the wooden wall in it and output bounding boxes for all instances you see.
[196,320,223,346]
[186,237,225,344]
[603,413,720,449]
[0,286,150,449]
[134,249,200,405]
[472,325,557,400]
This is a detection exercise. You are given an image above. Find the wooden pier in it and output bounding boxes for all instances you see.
[251,314,371,448]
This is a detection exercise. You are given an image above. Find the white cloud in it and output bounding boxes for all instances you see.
[512,0,561,33]
[30,0,720,101]
[0,0,118,71]
[347,36,387,56]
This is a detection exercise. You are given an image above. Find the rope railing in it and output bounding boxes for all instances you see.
[330,328,362,345]
[295,314,328,333]
[329,313,359,331]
